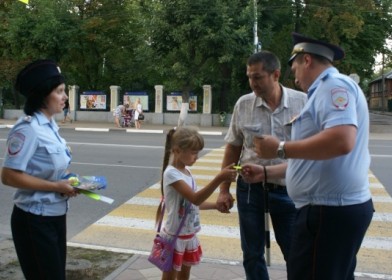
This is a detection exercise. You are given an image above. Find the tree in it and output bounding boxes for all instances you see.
[144,0,254,124]
[1,0,152,94]
[1,0,76,108]
[1,0,392,113]
[61,0,151,91]
[291,0,392,87]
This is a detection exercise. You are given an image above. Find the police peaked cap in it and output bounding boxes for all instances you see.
[15,59,64,97]
[288,32,345,65]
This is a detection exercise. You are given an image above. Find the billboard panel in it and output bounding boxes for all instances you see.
[124,92,149,111]
[80,92,107,110]
[166,92,197,112]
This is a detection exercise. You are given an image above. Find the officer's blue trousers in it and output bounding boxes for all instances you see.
[11,205,67,280]
[288,199,374,280]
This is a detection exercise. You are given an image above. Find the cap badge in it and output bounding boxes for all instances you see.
[291,47,305,55]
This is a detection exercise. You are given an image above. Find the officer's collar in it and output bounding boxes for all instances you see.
[307,67,338,97]
[34,111,59,129]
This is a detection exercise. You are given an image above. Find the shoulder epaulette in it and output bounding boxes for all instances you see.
[23,116,32,122]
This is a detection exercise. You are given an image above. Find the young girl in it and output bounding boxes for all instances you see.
[156,126,237,280]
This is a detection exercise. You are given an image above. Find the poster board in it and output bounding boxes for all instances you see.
[123,92,149,111]
[80,91,107,110]
[166,92,197,112]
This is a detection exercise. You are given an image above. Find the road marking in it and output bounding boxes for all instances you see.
[75,127,110,132]
[370,182,386,188]
[70,162,161,169]
[373,196,392,203]
[372,154,392,158]
[126,129,163,134]
[68,142,164,149]
[198,131,223,136]
[92,215,392,251]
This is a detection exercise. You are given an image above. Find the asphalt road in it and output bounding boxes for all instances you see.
[0,112,391,240]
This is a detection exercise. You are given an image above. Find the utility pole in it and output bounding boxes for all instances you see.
[102,55,106,77]
[253,0,260,53]
[382,52,386,111]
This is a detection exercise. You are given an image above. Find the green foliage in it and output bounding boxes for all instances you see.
[0,0,391,112]
[292,0,392,86]
[143,0,254,111]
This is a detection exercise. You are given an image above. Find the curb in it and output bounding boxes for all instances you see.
[103,255,140,280]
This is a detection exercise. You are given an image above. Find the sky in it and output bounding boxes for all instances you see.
[373,39,392,73]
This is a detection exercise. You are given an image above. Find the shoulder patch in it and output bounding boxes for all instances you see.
[331,88,349,110]
[23,116,32,122]
[7,132,25,156]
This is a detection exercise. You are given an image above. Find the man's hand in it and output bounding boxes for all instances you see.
[241,163,264,183]
[216,190,235,213]
[253,135,280,159]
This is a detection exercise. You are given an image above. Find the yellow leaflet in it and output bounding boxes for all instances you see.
[18,0,29,4]
[78,189,114,204]
[79,189,100,200]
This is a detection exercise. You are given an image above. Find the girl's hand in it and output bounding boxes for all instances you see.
[216,202,231,213]
[240,163,264,183]
[219,163,238,183]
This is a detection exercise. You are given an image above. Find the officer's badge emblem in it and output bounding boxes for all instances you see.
[7,132,25,156]
[331,88,349,110]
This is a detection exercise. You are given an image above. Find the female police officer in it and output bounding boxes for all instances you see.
[1,59,78,280]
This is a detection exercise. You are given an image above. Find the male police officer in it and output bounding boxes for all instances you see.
[252,33,374,280]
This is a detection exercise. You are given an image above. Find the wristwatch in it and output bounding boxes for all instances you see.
[277,141,286,159]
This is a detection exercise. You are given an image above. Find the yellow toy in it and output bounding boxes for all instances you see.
[68,177,79,186]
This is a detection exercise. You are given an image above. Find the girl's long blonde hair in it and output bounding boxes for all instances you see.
[154,126,204,226]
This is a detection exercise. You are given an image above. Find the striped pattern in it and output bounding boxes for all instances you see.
[70,147,392,276]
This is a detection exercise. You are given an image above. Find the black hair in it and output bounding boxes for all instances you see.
[247,50,281,74]
[23,75,65,115]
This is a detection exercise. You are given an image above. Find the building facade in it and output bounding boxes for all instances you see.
[369,70,392,111]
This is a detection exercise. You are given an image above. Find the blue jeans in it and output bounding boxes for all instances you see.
[236,177,296,280]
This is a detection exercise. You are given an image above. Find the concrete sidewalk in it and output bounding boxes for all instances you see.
[104,254,282,280]
[103,253,382,280]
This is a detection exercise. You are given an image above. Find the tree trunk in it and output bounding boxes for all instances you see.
[219,64,230,112]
